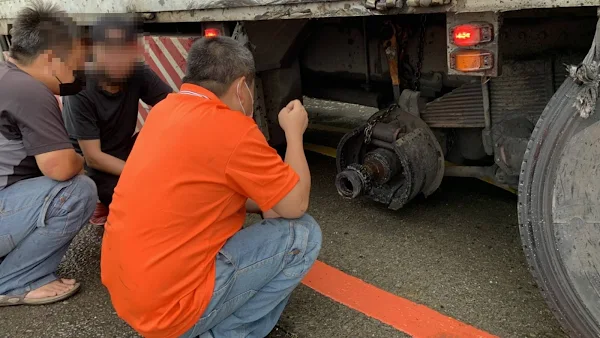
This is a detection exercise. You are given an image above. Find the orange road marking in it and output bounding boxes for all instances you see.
[302,260,499,338]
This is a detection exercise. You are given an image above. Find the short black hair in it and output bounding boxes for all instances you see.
[9,0,80,65]
[92,14,143,45]
[183,36,255,97]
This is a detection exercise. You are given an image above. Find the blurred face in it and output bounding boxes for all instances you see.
[51,40,85,82]
[93,29,142,84]
[41,39,86,95]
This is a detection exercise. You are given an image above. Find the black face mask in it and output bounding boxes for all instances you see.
[56,70,86,96]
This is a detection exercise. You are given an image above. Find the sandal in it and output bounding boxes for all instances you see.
[0,282,80,307]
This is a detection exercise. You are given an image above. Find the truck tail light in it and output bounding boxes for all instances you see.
[450,50,494,72]
[204,28,221,38]
[451,23,493,47]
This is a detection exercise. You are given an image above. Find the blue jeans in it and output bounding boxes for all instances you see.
[181,214,322,338]
[0,175,97,295]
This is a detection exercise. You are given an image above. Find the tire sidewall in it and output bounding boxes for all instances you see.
[519,78,599,337]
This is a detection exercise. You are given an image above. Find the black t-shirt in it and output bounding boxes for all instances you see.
[0,61,73,190]
[62,65,172,172]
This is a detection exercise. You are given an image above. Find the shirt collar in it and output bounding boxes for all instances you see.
[179,83,220,102]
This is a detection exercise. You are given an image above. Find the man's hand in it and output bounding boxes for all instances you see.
[278,100,308,140]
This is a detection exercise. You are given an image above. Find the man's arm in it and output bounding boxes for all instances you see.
[140,65,173,106]
[78,139,125,176]
[16,89,84,181]
[35,150,84,181]
[269,100,311,219]
[225,100,311,220]
[246,199,283,219]
[62,94,125,176]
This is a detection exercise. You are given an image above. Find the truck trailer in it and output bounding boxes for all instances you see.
[1,1,599,336]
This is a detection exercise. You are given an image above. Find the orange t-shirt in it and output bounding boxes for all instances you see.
[100,84,299,338]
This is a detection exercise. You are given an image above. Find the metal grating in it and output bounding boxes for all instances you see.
[422,56,583,130]
[423,82,485,128]
[489,59,554,125]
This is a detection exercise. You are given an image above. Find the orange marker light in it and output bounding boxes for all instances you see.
[451,23,493,47]
[204,28,221,38]
[450,50,494,72]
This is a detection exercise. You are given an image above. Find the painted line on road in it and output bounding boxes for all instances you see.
[302,261,498,338]
[304,143,338,158]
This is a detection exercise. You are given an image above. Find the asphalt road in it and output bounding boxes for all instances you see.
[0,152,565,338]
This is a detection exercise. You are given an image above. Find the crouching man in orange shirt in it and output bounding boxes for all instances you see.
[100,36,322,338]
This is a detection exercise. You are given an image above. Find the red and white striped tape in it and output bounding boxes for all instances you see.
[138,35,197,131]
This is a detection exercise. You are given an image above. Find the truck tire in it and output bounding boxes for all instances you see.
[519,72,600,337]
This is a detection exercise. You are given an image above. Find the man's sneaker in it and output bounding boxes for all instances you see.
[90,202,108,226]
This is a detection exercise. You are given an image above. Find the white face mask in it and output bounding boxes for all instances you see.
[236,79,254,117]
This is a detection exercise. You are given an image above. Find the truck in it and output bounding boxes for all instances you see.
[1,1,599,336]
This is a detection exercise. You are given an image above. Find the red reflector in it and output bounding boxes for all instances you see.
[204,28,221,37]
[451,23,493,47]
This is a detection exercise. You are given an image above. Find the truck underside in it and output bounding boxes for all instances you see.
[232,8,597,201]
[1,1,599,336]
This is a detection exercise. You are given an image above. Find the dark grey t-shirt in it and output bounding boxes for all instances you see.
[0,61,73,190]
[62,65,171,171]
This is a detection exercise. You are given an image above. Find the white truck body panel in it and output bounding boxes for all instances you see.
[0,0,598,28]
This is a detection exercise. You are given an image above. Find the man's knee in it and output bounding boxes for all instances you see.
[279,214,321,279]
[69,175,98,202]
[298,214,321,241]
[296,213,322,257]
[51,175,97,223]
